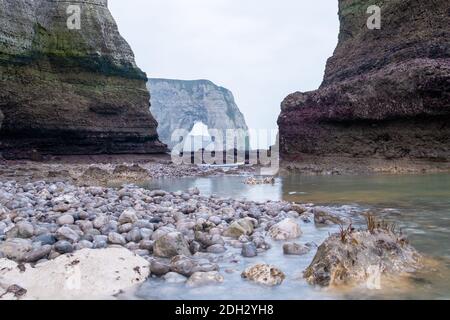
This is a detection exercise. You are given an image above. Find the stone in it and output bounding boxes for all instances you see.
[149,78,248,149]
[163,272,188,284]
[0,238,32,261]
[139,240,154,251]
[186,271,224,287]
[0,0,166,159]
[34,234,57,246]
[150,260,170,276]
[56,227,80,243]
[241,264,286,287]
[23,245,52,263]
[170,255,197,277]
[54,241,74,254]
[118,209,139,225]
[139,228,153,240]
[207,244,227,254]
[118,223,134,234]
[278,0,450,166]
[313,208,345,226]
[126,228,142,243]
[268,218,302,240]
[304,230,423,287]
[153,232,191,258]
[75,240,94,250]
[108,232,126,245]
[241,243,258,258]
[223,218,254,238]
[76,220,93,233]
[16,221,34,238]
[208,216,222,225]
[0,248,150,299]
[93,240,108,249]
[93,216,110,229]
[283,243,310,256]
[57,214,75,226]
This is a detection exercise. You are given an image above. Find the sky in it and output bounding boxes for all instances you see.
[109,0,339,133]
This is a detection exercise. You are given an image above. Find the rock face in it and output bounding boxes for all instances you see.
[0,0,166,159]
[268,218,302,240]
[241,264,286,287]
[148,79,248,149]
[278,0,450,163]
[304,230,422,287]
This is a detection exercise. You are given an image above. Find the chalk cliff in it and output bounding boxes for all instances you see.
[0,0,166,159]
[148,79,248,149]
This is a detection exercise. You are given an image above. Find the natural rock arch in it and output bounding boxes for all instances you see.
[148,78,248,150]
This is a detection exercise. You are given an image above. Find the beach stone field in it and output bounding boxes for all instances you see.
[0,178,424,299]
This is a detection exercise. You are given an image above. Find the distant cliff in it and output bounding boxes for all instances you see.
[148,79,248,149]
[278,0,450,164]
[0,0,166,159]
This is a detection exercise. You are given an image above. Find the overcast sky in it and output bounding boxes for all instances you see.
[109,0,339,132]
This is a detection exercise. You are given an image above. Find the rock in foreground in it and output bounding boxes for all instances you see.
[304,229,423,288]
[0,248,150,300]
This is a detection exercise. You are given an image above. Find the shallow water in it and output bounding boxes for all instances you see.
[137,173,450,300]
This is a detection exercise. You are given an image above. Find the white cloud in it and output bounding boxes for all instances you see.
[109,0,339,131]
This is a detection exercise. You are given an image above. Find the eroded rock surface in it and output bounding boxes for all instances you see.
[304,229,423,287]
[278,0,450,164]
[0,0,166,159]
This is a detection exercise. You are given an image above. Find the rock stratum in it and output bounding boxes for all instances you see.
[148,79,248,149]
[278,0,450,165]
[0,0,166,159]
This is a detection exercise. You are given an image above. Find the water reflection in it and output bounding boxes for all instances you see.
[141,173,450,300]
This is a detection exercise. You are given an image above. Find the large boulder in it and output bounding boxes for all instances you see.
[241,264,286,287]
[304,229,423,287]
[0,0,166,159]
[278,0,450,168]
[0,248,150,300]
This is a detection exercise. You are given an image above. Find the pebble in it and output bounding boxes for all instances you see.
[207,244,227,254]
[241,243,258,257]
[186,271,224,287]
[150,260,170,276]
[16,221,35,238]
[163,272,188,284]
[56,227,80,243]
[34,234,57,246]
[24,245,52,263]
[108,232,126,245]
[57,214,75,225]
[54,240,74,254]
[0,180,341,270]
